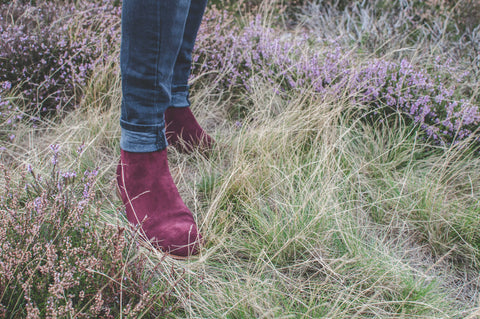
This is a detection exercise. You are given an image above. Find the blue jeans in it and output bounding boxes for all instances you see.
[120,0,208,152]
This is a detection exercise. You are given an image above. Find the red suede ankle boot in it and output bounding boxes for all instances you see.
[165,107,214,154]
[117,149,202,258]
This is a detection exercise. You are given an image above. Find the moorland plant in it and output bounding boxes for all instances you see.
[0,0,479,317]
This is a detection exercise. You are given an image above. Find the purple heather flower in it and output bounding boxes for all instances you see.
[76,143,85,155]
[2,81,11,90]
[62,171,77,179]
[50,144,60,165]
[49,144,60,153]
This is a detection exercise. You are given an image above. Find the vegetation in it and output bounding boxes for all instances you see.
[1,0,479,317]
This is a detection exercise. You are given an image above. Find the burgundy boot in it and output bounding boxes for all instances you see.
[165,107,214,154]
[117,149,202,258]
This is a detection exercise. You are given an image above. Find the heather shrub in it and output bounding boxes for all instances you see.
[209,0,304,11]
[0,0,120,125]
[354,58,478,146]
[0,146,179,317]
[193,9,480,148]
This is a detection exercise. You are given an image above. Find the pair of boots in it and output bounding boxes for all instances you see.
[117,107,213,259]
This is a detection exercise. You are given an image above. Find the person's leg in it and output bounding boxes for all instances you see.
[165,0,214,153]
[121,0,190,151]
[170,0,208,109]
[119,0,202,258]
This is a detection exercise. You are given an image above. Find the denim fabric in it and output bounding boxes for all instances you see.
[120,0,208,152]
[172,0,208,109]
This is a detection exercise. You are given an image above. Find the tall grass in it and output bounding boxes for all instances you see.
[1,0,479,317]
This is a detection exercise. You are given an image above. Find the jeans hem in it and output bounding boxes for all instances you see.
[171,90,190,108]
[120,126,167,152]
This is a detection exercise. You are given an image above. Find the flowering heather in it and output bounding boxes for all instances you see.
[354,58,479,145]
[0,148,180,317]
[193,10,480,147]
[0,1,478,148]
[0,1,120,124]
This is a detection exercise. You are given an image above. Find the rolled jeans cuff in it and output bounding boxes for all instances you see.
[171,85,190,108]
[120,121,167,152]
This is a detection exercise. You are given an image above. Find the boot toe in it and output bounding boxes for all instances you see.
[149,221,202,257]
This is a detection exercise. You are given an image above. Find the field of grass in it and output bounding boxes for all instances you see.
[1,0,480,317]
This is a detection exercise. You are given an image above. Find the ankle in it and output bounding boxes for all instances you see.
[165,107,214,153]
